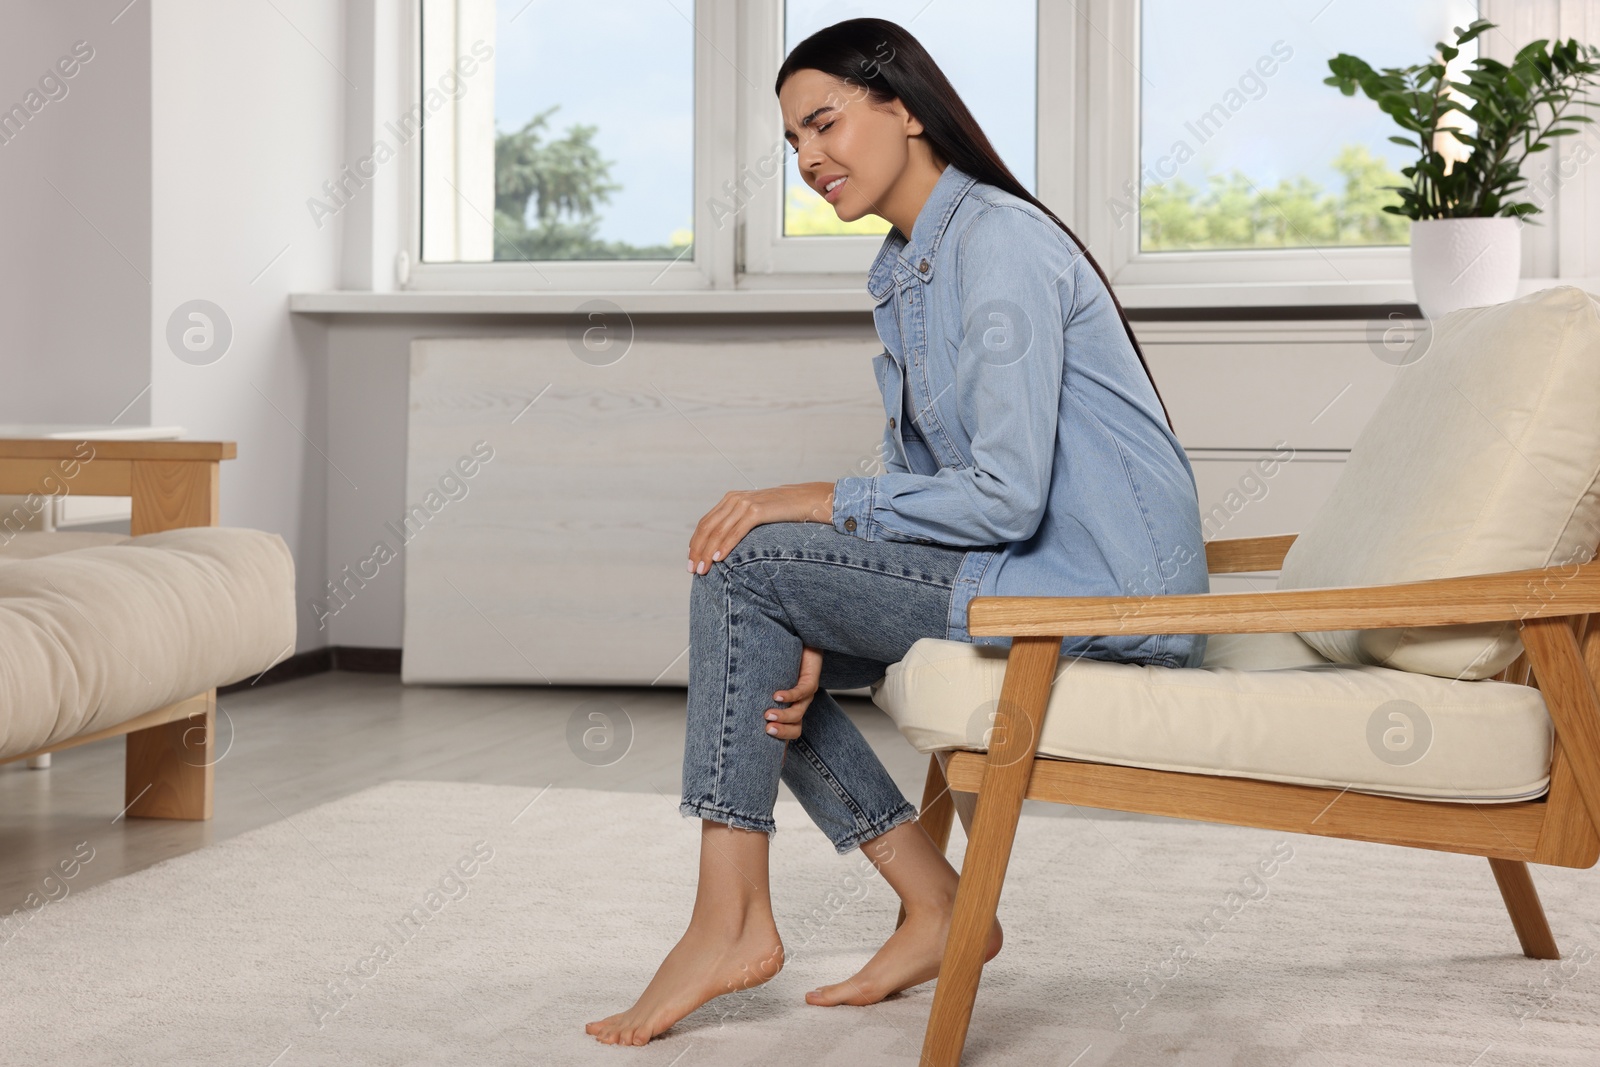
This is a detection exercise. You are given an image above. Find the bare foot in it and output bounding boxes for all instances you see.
[803,905,1002,1007]
[585,919,785,1045]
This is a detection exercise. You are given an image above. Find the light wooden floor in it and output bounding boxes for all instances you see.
[0,672,1133,915]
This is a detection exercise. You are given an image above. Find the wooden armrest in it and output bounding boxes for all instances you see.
[0,439,236,461]
[968,559,1600,637]
[1204,533,1297,573]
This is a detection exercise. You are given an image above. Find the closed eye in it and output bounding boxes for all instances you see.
[790,122,835,155]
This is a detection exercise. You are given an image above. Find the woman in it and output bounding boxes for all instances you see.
[586,17,1208,1046]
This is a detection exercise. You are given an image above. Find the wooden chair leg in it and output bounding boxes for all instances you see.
[898,752,957,930]
[1488,857,1560,960]
[920,636,1059,1067]
[125,690,214,820]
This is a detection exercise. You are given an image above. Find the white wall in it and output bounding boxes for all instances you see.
[150,0,346,652]
[0,1,151,425]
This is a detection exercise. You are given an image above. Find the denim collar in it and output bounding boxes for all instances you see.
[866,163,979,301]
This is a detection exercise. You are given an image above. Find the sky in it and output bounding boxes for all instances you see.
[1140,0,1481,210]
[492,0,695,248]
[483,0,1480,252]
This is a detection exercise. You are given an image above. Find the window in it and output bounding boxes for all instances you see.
[1081,0,1525,296]
[399,0,1567,300]
[414,0,704,288]
[1137,0,1480,252]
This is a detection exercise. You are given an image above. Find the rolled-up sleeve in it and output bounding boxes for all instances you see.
[831,206,1072,547]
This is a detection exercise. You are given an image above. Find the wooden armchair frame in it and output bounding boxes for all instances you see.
[0,438,238,820]
[904,532,1600,1066]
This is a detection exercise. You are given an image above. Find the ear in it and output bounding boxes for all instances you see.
[886,96,924,138]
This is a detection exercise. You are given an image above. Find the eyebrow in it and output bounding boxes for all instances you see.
[783,105,836,141]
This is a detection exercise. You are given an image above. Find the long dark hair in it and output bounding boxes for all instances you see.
[777,17,1174,433]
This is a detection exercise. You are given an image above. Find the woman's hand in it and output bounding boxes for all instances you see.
[764,644,824,741]
[687,482,834,575]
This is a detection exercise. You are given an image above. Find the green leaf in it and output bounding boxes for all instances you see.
[1514,40,1550,66]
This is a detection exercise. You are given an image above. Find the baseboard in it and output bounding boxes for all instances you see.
[333,646,403,673]
[218,646,401,694]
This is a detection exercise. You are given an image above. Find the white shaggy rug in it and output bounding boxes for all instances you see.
[3,779,1599,1066]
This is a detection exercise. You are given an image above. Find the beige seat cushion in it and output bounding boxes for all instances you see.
[0,528,295,761]
[0,530,133,560]
[871,632,1551,803]
[1278,285,1600,680]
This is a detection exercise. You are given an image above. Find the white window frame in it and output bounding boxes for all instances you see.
[404,0,732,291]
[1070,0,1563,304]
[393,0,1589,302]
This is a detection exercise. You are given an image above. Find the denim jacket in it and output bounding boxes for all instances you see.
[829,164,1209,668]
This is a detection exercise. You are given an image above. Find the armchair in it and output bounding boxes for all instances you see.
[873,286,1600,1065]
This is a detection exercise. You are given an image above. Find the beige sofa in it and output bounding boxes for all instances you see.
[0,439,295,819]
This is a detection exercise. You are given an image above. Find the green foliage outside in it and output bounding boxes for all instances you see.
[784,184,894,235]
[493,106,691,261]
[1140,144,1412,251]
[489,110,1411,255]
[779,143,1411,250]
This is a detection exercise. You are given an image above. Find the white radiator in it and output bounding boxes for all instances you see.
[399,323,1397,681]
[401,333,884,684]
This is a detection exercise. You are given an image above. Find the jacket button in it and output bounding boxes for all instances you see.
[919,258,929,272]
[889,417,896,428]
[844,517,857,532]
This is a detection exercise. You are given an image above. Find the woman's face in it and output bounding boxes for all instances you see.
[778,68,922,224]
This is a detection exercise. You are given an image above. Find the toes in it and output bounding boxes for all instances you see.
[805,982,871,1007]
[620,1020,649,1045]
[588,1016,626,1043]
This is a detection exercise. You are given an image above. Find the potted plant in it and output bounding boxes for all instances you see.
[1326,20,1600,318]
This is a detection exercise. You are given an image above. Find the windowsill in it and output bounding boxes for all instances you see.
[287,276,1594,317]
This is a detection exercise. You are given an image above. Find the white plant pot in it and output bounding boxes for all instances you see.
[1409,216,1522,320]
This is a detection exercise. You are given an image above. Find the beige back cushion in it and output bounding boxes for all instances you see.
[1277,285,1600,680]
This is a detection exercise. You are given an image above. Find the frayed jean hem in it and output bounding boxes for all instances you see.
[827,800,921,856]
[680,800,777,838]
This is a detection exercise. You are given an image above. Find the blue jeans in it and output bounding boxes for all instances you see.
[680,520,977,855]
